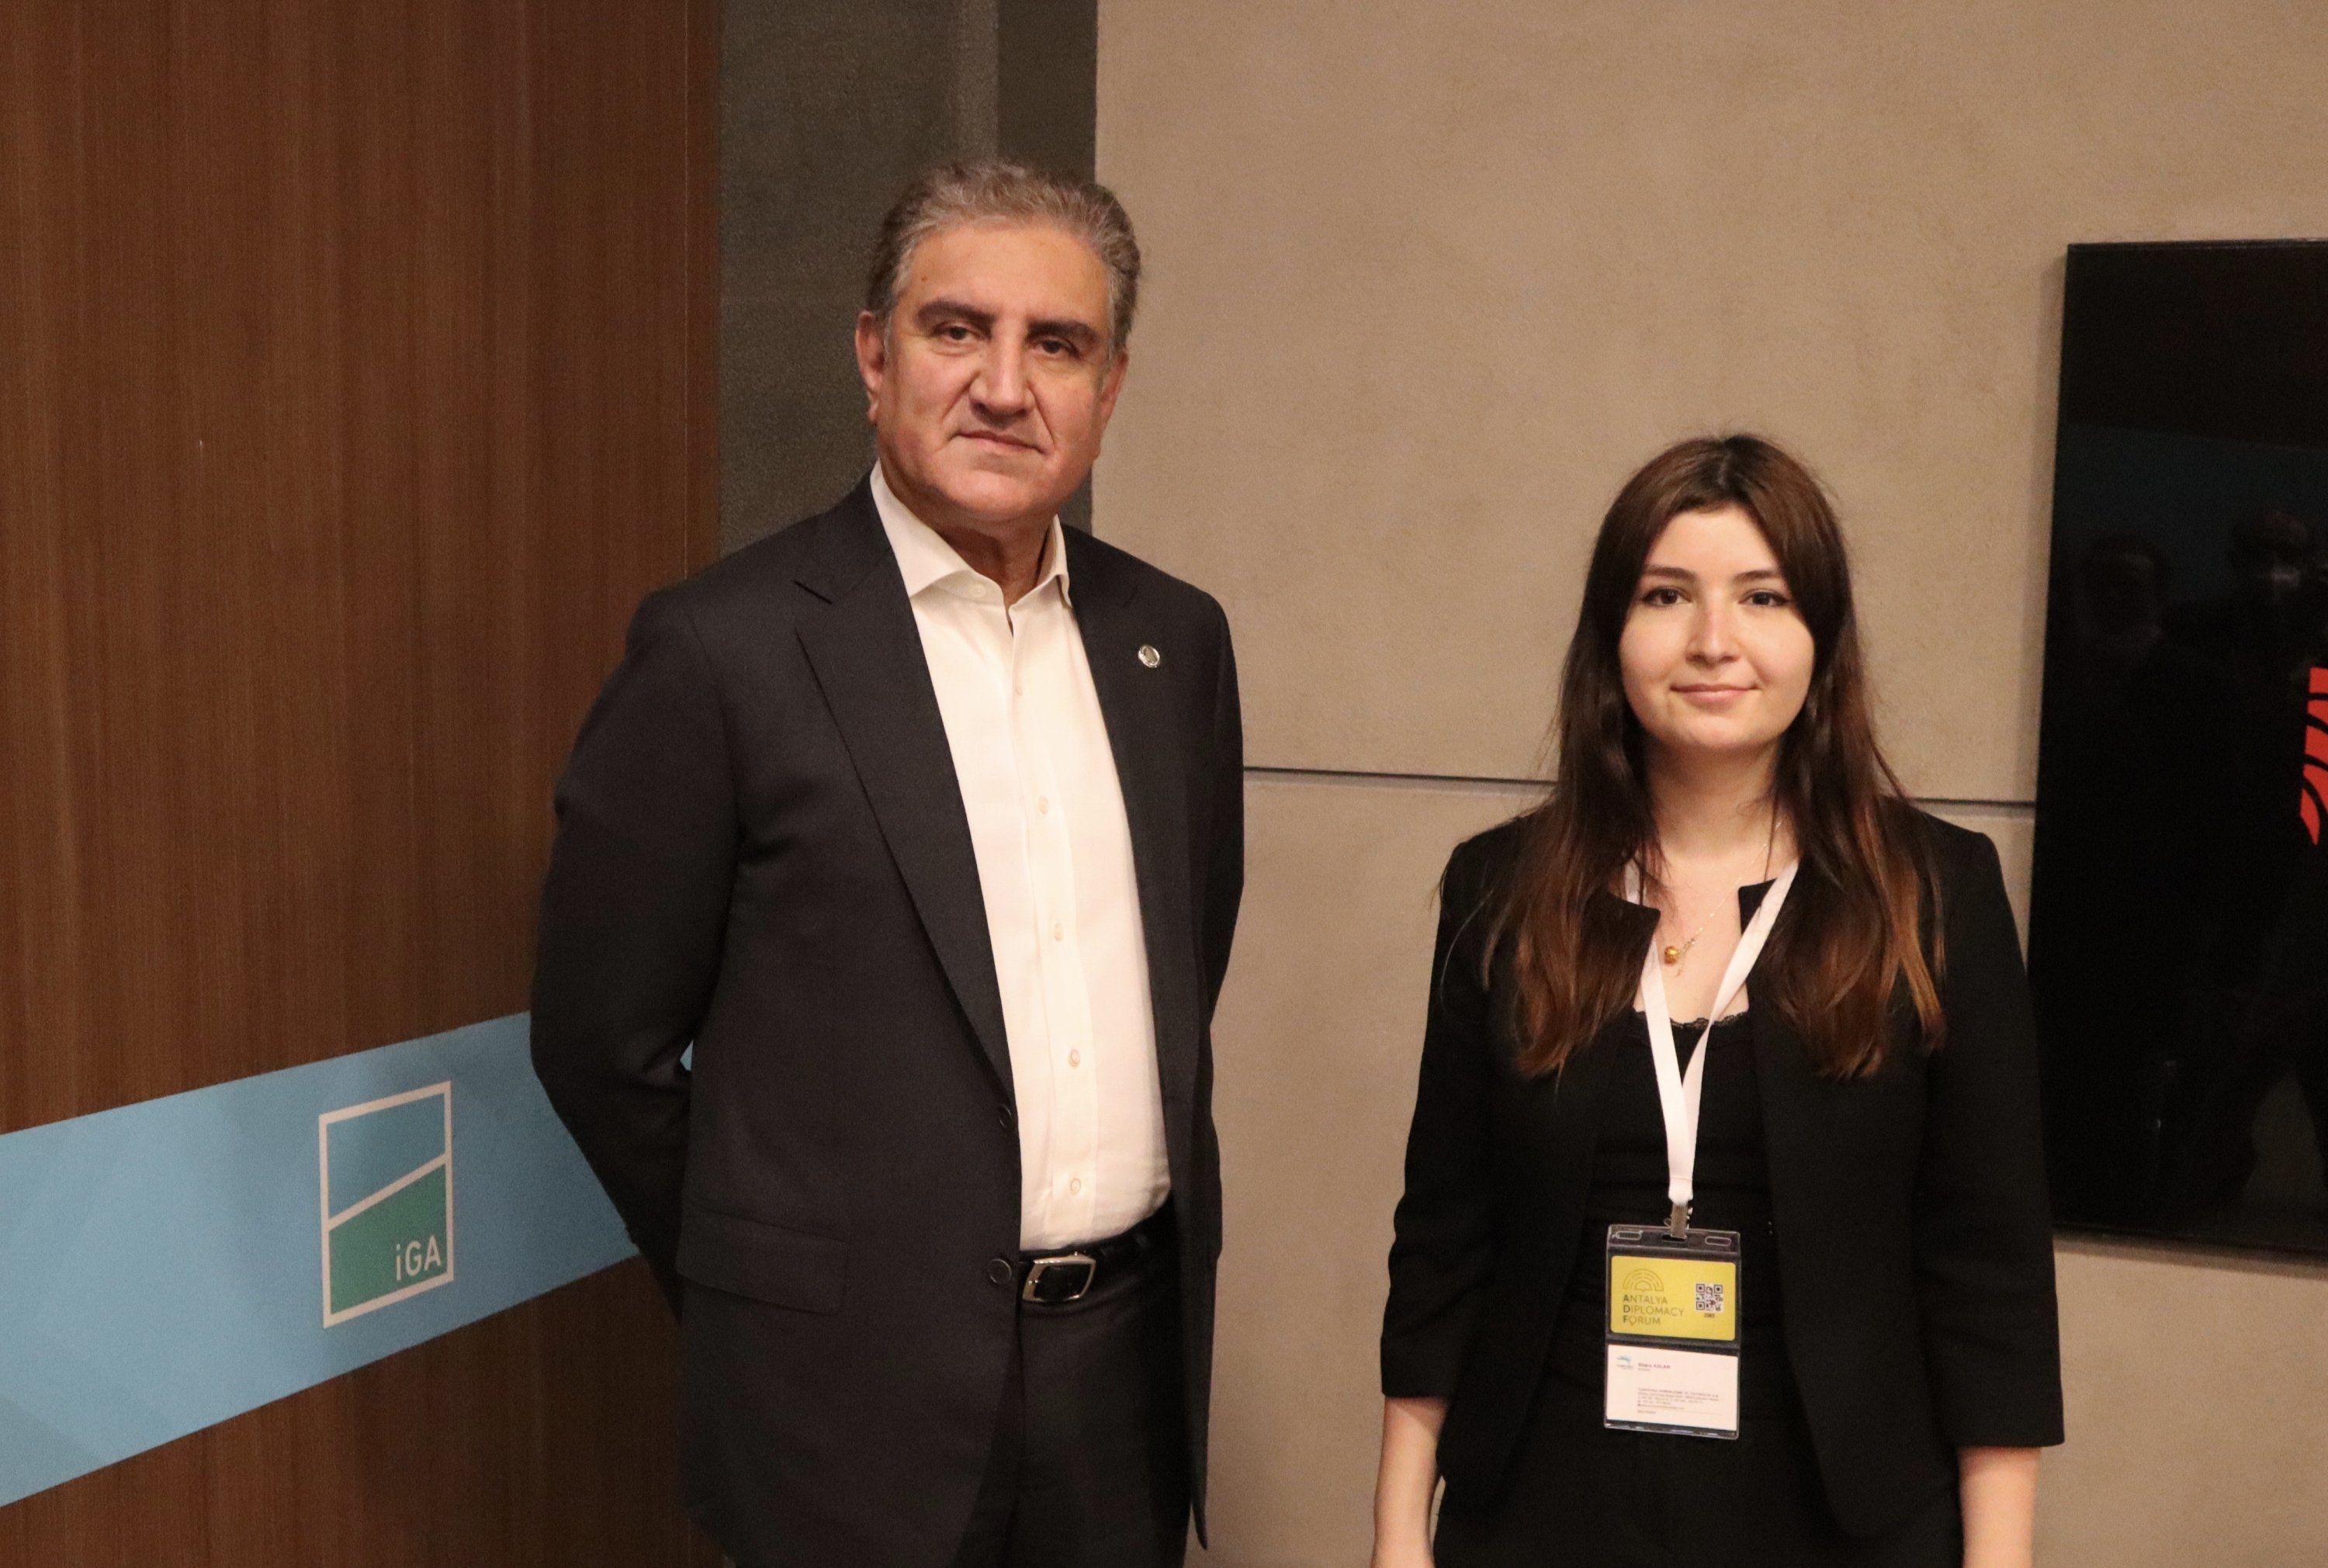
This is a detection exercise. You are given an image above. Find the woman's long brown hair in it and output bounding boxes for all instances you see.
[1488,434,1944,1078]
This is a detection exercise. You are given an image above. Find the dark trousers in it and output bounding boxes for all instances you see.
[948,1228,1190,1568]
[1436,1365,1962,1568]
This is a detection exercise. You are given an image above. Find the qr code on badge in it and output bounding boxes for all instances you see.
[1696,1281,1725,1314]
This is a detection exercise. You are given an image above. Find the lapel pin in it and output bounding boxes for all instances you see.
[1138,645,1162,669]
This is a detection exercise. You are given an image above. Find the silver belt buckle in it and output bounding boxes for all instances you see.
[1021,1251,1097,1303]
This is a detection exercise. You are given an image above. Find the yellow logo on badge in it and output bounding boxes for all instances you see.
[1608,1253,1737,1342]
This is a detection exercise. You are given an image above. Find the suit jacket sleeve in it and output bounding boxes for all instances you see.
[531,588,738,1307]
[1913,829,2066,1447]
[1200,597,1244,1020]
[1381,836,1502,1398]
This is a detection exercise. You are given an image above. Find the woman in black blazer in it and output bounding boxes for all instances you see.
[1372,436,2062,1567]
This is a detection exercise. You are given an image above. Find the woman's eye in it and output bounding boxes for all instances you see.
[1640,587,1684,607]
[1746,589,1793,608]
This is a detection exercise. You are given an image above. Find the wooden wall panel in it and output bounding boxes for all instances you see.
[0,0,722,1559]
[0,0,715,1124]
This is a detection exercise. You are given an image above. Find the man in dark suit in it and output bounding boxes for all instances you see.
[532,160,1242,1568]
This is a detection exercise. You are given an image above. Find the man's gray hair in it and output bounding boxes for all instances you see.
[864,159,1141,355]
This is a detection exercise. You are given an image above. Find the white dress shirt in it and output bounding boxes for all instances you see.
[871,462,1168,1251]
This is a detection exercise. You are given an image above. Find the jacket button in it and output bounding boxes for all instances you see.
[998,1104,1017,1130]
[986,1257,1014,1287]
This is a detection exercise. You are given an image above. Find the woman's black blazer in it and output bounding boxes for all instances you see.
[1381,812,2063,1537]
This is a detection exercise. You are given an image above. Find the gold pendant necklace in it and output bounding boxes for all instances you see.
[1661,914,1711,967]
[1652,815,1775,970]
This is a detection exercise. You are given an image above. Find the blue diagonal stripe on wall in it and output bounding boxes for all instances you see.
[0,1013,634,1507]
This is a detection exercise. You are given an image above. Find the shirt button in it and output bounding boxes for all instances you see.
[1051,921,1064,942]
[987,1257,1014,1286]
[1069,1177,1083,1196]
[1037,796,1050,815]
[1068,1049,1082,1068]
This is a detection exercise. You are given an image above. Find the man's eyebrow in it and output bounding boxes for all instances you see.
[1026,316,1103,350]
[914,298,994,331]
[912,301,1103,351]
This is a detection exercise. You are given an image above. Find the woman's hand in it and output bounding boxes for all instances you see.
[1370,1397,1447,1568]
[1959,1445,2039,1568]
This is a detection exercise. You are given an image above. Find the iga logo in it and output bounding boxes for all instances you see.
[318,1083,455,1325]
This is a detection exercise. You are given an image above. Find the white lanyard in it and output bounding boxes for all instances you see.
[1624,860,1799,1237]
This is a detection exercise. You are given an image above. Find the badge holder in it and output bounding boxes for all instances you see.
[1604,857,1797,1443]
[1603,1220,1742,1439]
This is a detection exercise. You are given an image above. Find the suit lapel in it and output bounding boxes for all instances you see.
[1741,877,1835,1295]
[793,485,1014,1094]
[1741,879,1825,1210]
[1532,1035,1616,1255]
[1526,891,1656,1258]
[1065,531,1202,1122]
[1748,996,1831,1376]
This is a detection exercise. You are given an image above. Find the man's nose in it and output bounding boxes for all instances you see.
[972,336,1031,417]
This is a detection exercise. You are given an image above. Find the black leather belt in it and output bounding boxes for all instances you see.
[1016,1206,1173,1306]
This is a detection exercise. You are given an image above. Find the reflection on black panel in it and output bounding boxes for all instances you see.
[2032,241,2328,1255]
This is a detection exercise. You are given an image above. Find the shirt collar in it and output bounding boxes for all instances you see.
[869,461,1071,607]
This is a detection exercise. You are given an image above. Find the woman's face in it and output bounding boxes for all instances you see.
[1618,504,1816,771]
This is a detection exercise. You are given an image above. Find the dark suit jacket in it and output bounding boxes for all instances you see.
[1381,812,2063,1538]
[531,480,1243,1566]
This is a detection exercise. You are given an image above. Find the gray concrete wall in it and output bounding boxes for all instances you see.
[1092,2,2328,1564]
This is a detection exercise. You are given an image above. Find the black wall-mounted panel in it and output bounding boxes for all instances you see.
[2033,240,2328,1258]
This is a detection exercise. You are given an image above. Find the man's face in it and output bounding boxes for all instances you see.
[857,221,1126,535]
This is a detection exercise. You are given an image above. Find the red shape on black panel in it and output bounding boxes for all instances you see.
[2305,668,2327,846]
